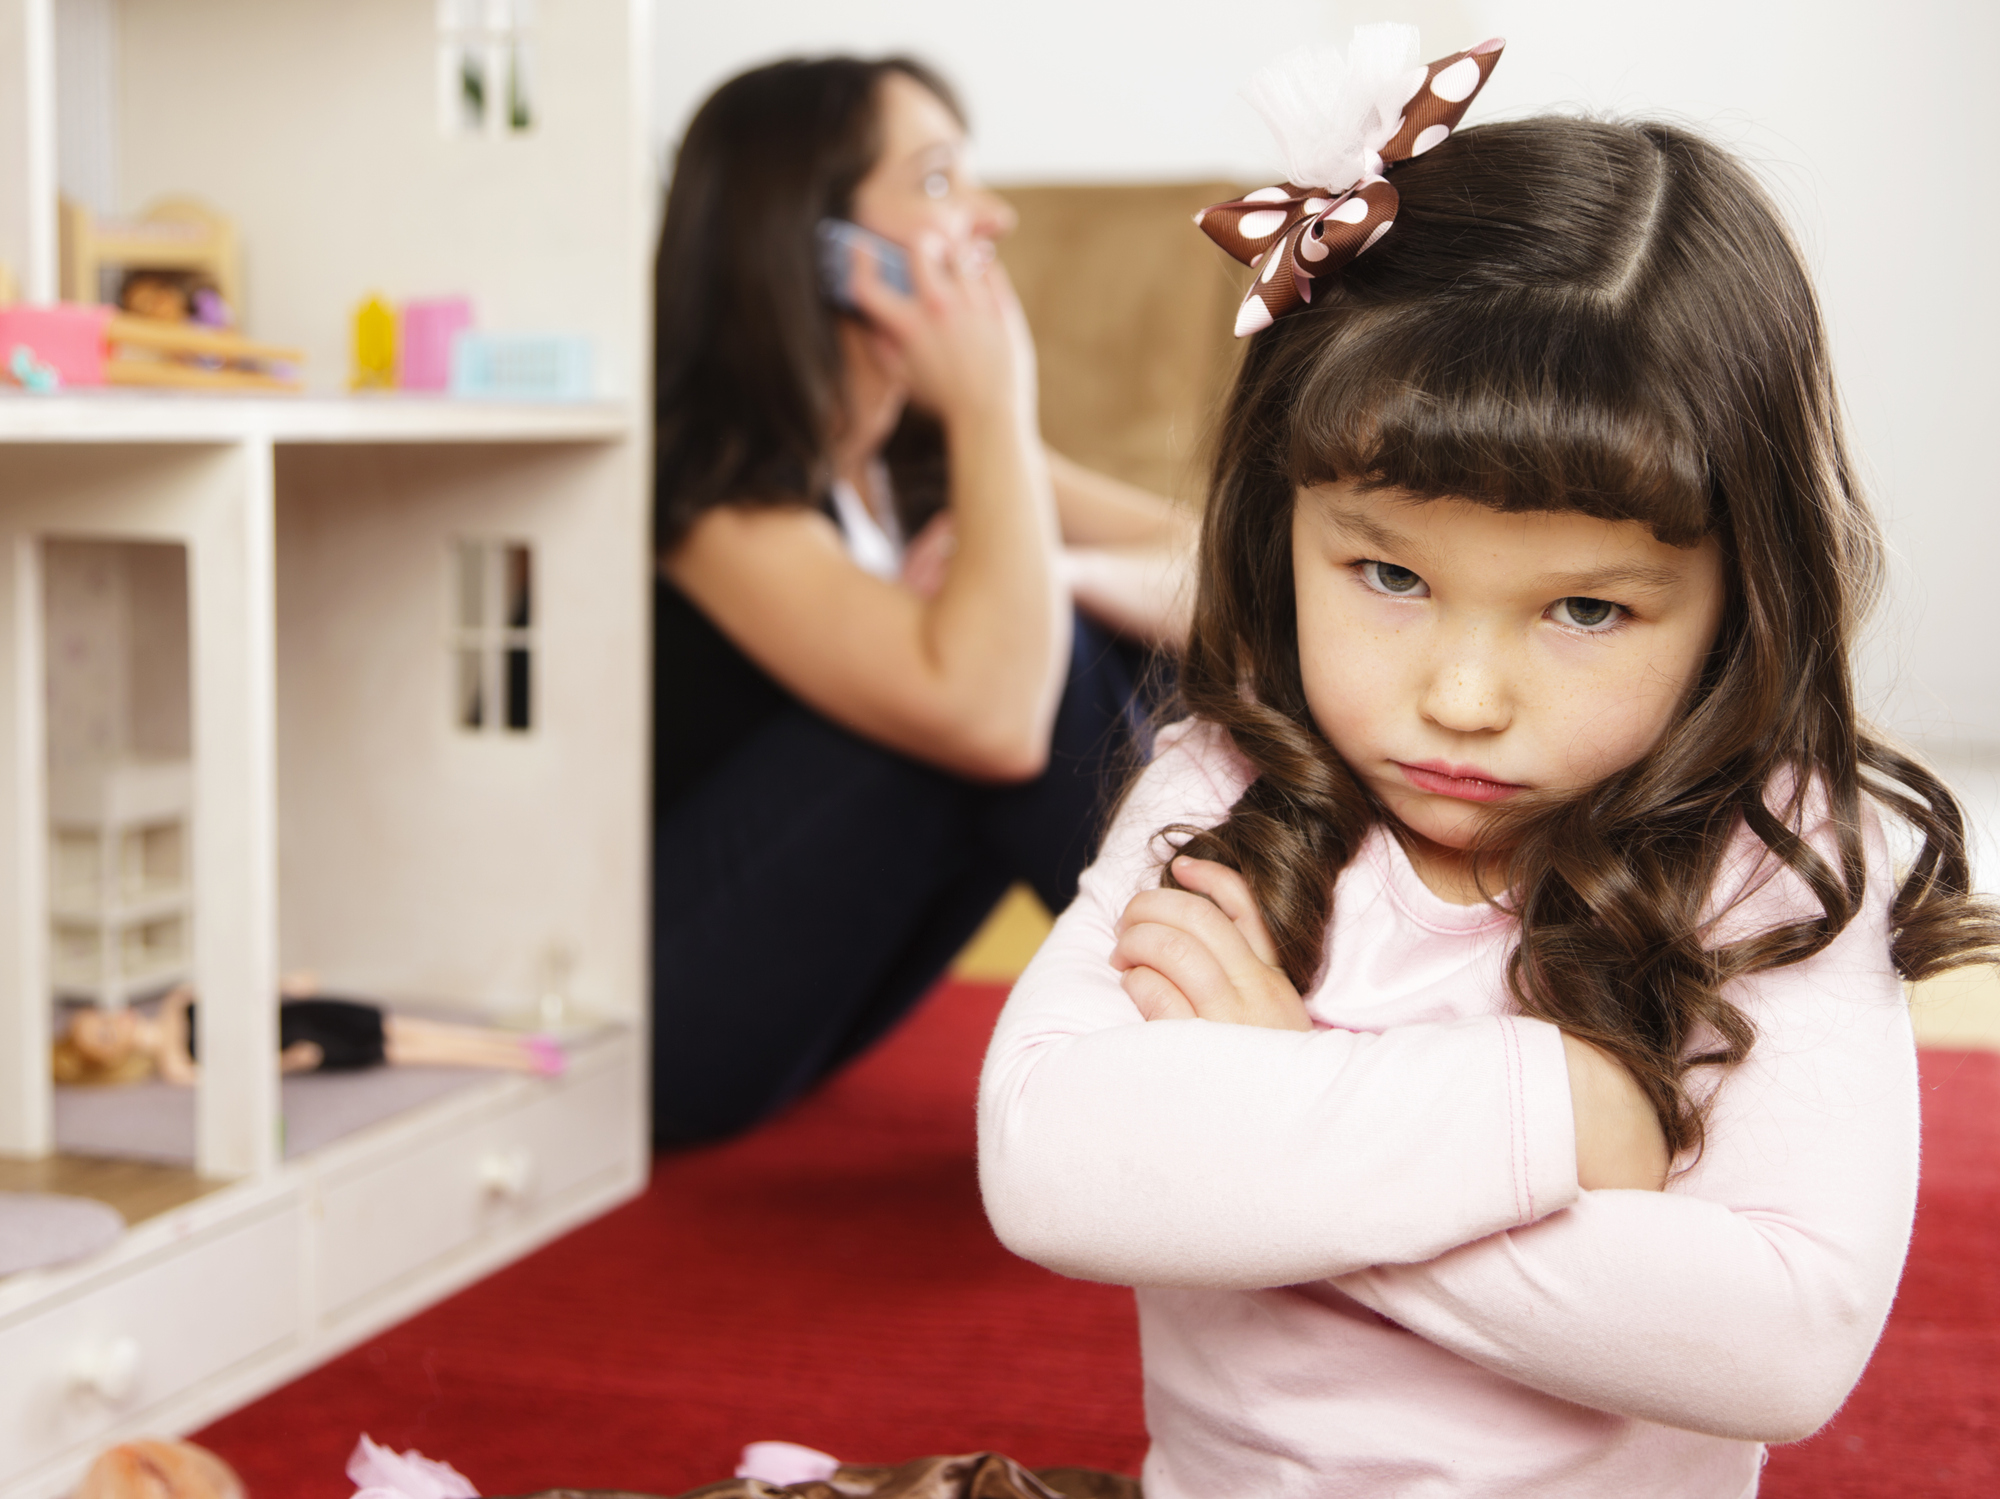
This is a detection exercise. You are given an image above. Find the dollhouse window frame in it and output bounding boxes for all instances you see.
[452,537,534,735]
[436,0,536,139]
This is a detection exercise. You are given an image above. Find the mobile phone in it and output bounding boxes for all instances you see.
[817,218,914,310]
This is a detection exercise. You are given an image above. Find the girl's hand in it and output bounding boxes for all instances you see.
[1112,855,1313,1031]
[1562,1034,1670,1191]
[846,231,1035,432]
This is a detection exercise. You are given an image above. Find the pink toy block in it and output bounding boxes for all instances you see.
[399,297,474,391]
[0,304,111,387]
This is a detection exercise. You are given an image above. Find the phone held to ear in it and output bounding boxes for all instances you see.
[818,219,914,310]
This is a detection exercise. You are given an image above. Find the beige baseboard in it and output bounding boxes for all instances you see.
[1909,965,2000,1052]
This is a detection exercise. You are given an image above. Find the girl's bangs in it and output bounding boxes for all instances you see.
[1284,300,1714,548]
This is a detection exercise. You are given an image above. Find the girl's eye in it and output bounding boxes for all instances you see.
[922,171,951,199]
[1359,560,1429,597]
[1551,596,1623,631]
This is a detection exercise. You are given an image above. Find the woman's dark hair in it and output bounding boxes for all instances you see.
[654,55,962,550]
[1169,116,2000,1161]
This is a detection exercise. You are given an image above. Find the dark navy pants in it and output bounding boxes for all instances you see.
[650,615,1154,1145]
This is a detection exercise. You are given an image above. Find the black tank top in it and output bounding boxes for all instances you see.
[652,573,793,818]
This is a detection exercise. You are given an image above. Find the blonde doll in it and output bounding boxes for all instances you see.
[55,982,562,1085]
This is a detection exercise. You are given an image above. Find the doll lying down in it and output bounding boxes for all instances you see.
[52,983,565,1086]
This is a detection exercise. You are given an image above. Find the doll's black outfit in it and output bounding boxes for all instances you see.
[186,997,388,1070]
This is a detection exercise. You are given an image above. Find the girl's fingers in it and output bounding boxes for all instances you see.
[1121,964,1197,1022]
[1119,886,1265,989]
[1112,917,1239,1017]
[1170,856,1283,968]
[1116,877,1314,1032]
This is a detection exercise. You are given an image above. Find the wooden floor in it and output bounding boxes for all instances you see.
[0,1151,224,1227]
[952,883,2000,1052]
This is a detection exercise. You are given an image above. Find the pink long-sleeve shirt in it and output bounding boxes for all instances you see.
[979,721,1917,1499]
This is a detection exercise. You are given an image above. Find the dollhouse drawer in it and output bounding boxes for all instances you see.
[315,1058,635,1320]
[0,1201,303,1485]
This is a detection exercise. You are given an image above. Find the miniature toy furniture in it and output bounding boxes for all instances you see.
[50,758,193,1007]
[59,197,241,317]
[0,3,654,1496]
[99,315,303,392]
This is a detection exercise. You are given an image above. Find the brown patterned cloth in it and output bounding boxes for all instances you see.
[503,1453,1139,1499]
[1196,38,1504,336]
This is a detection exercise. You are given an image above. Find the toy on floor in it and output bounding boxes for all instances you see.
[53,981,564,1086]
[75,1439,243,1499]
[347,1435,477,1499]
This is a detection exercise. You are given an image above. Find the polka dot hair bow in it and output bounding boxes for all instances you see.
[1197,27,1504,337]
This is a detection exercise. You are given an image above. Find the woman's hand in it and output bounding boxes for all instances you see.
[1112,855,1313,1031]
[900,510,957,598]
[847,231,1035,432]
[1562,1035,1670,1191]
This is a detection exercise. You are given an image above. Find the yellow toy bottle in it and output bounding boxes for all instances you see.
[351,295,397,390]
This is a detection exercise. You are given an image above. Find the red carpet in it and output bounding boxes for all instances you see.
[195,984,1998,1497]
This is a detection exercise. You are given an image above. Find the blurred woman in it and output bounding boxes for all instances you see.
[652,55,1190,1143]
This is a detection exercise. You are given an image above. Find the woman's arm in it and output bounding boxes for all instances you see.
[665,241,1068,783]
[1047,450,1196,649]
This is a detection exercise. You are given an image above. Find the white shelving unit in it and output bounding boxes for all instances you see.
[0,4,657,1494]
[49,757,193,1006]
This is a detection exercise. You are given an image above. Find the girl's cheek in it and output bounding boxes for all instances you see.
[1556,660,1683,783]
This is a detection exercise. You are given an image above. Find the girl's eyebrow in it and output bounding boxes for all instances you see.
[1320,506,1413,556]
[1533,561,1684,595]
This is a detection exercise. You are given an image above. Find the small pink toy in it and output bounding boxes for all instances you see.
[736,1442,842,1485]
[346,1434,478,1499]
[0,304,112,388]
[399,297,474,391]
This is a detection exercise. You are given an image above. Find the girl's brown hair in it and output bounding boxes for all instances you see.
[653,55,961,551]
[1172,116,2000,1159]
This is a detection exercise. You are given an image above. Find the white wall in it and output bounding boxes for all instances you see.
[656,0,2000,751]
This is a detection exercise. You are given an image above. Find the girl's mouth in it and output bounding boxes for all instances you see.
[1395,761,1526,803]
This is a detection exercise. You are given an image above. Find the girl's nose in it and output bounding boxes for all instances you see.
[1418,637,1513,735]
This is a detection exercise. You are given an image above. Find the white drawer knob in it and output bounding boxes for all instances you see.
[477,1147,534,1200]
[66,1336,141,1403]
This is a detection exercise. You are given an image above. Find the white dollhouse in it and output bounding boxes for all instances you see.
[0,3,655,1494]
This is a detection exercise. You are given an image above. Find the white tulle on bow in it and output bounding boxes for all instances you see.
[1243,23,1430,194]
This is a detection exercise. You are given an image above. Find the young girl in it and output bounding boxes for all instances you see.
[979,32,2000,1499]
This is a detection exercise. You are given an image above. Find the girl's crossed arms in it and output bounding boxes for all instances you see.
[1114,851,1671,1194]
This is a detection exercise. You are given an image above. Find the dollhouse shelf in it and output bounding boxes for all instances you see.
[0,393,635,445]
[0,0,655,1491]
